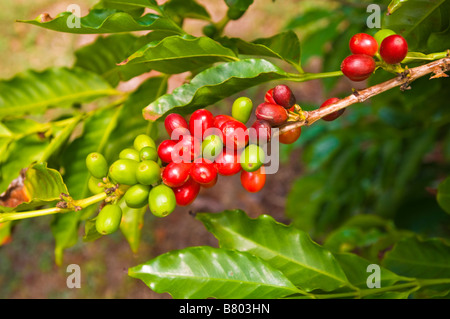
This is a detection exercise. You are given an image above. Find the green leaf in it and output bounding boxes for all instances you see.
[0,125,49,193]
[382,0,447,51]
[74,33,152,86]
[437,177,450,214]
[221,31,301,68]
[143,59,291,121]
[128,246,301,299]
[196,210,354,292]
[162,0,210,22]
[334,253,413,290]
[123,35,239,74]
[0,221,13,246]
[0,67,118,118]
[0,162,69,212]
[104,76,168,159]
[18,9,182,34]
[383,236,450,279]
[118,196,146,253]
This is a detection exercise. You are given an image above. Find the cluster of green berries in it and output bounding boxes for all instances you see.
[85,134,175,236]
[341,29,409,82]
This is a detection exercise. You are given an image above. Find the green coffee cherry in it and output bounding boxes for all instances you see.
[148,184,176,218]
[88,176,104,194]
[136,160,161,185]
[86,152,108,179]
[124,184,151,208]
[240,144,265,172]
[95,204,123,235]
[139,146,158,162]
[134,134,156,152]
[119,148,140,162]
[203,24,218,38]
[232,97,253,124]
[374,29,396,49]
[202,134,223,161]
[227,7,245,20]
[108,159,139,185]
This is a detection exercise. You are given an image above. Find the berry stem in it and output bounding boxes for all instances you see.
[0,191,108,223]
[277,57,450,135]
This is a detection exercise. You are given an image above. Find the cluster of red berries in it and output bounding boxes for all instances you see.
[341,29,408,82]
[157,104,265,208]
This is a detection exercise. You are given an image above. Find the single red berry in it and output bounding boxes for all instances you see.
[214,149,242,176]
[213,114,235,129]
[240,166,266,193]
[157,139,177,163]
[172,134,201,163]
[380,35,408,64]
[172,178,200,206]
[161,162,192,187]
[249,120,272,145]
[340,54,376,82]
[190,159,218,185]
[255,102,289,126]
[320,97,345,121]
[279,126,302,144]
[164,113,189,139]
[189,109,215,140]
[349,33,378,57]
[220,119,249,151]
[272,85,296,109]
[264,88,277,104]
[201,174,218,188]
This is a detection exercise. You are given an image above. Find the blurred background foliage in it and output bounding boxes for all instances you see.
[0,0,449,298]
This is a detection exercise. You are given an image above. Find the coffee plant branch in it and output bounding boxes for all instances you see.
[278,56,450,135]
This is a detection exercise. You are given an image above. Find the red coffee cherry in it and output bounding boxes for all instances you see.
[340,54,376,82]
[161,162,192,187]
[255,102,289,126]
[201,174,218,188]
[157,139,177,163]
[349,33,378,57]
[272,85,296,109]
[214,114,235,129]
[264,88,276,104]
[240,166,266,193]
[215,149,242,176]
[279,126,302,144]
[320,97,345,121]
[220,119,249,151]
[190,159,218,185]
[172,134,201,162]
[189,109,215,140]
[172,178,200,206]
[164,113,189,138]
[380,35,408,64]
[249,120,272,145]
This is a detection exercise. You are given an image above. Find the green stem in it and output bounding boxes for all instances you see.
[0,192,107,223]
[310,278,450,299]
[286,70,343,82]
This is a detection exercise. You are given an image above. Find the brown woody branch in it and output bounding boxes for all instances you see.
[278,57,450,135]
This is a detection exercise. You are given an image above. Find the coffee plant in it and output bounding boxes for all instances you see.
[1,0,450,299]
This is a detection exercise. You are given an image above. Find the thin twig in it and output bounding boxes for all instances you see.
[278,57,450,135]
